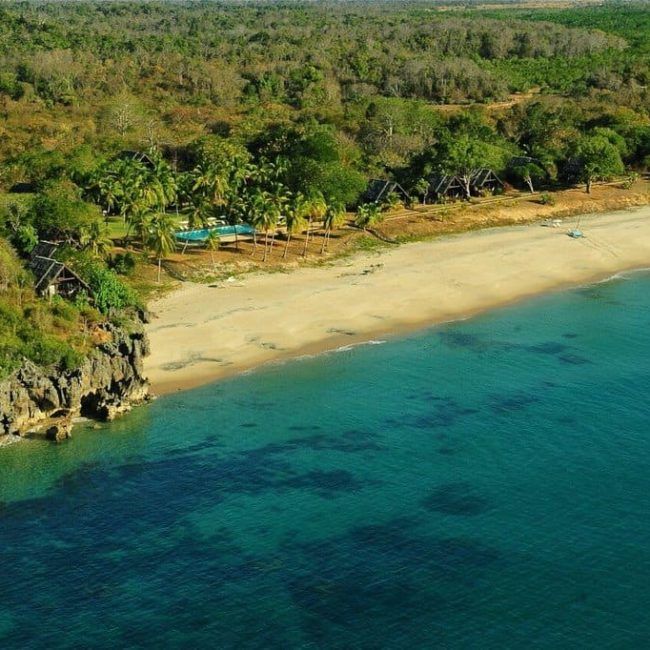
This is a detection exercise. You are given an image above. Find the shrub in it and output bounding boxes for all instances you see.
[622,172,639,190]
[539,192,556,206]
[79,262,140,314]
[110,251,137,276]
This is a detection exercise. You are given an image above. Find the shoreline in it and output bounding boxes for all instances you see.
[145,206,650,395]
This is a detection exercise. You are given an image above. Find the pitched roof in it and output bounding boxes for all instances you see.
[119,150,156,169]
[427,174,464,194]
[363,179,410,203]
[29,256,66,292]
[470,168,503,187]
[28,241,90,295]
[30,240,59,261]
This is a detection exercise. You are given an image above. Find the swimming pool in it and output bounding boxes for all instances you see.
[175,224,256,242]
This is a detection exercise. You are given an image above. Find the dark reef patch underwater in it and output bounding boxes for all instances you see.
[1,271,650,648]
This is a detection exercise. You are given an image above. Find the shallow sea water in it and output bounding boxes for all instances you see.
[1,272,650,648]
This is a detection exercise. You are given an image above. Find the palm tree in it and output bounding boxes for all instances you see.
[321,202,345,254]
[114,159,147,224]
[191,162,229,209]
[224,196,246,250]
[302,192,327,258]
[127,205,154,248]
[266,186,290,261]
[147,212,177,283]
[283,192,307,259]
[355,203,383,230]
[249,190,281,262]
[204,228,220,272]
[247,190,266,256]
[149,151,179,210]
[81,220,112,258]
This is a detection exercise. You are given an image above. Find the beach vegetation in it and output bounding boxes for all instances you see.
[355,203,384,230]
[570,134,626,193]
[146,213,177,283]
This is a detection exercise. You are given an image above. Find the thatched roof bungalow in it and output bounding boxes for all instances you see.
[426,174,466,201]
[29,242,91,300]
[361,179,410,206]
[469,168,504,195]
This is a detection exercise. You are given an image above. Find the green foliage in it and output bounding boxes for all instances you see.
[146,212,177,281]
[28,180,102,243]
[110,251,137,276]
[355,203,383,229]
[0,71,23,100]
[78,260,140,314]
[12,224,38,255]
[508,159,547,193]
[0,240,95,378]
[570,134,626,191]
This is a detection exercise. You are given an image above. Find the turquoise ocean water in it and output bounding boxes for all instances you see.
[1,271,650,648]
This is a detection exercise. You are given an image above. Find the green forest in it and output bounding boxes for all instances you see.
[0,0,649,377]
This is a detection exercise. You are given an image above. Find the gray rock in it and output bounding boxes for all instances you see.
[0,323,150,443]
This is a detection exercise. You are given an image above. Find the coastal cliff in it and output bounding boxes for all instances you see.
[0,324,150,443]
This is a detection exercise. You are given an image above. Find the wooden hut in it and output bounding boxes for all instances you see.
[469,168,503,196]
[425,174,466,202]
[29,242,91,300]
[118,150,156,169]
[361,179,410,206]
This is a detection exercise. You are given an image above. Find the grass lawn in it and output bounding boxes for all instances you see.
[105,212,185,241]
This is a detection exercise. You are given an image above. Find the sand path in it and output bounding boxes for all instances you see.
[145,207,650,393]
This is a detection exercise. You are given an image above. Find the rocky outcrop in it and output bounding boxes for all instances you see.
[0,324,150,443]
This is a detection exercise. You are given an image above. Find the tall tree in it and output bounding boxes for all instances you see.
[321,202,345,253]
[509,158,547,193]
[571,134,625,193]
[301,192,327,258]
[437,135,505,200]
[147,212,177,283]
[80,219,112,258]
[283,192,307,259]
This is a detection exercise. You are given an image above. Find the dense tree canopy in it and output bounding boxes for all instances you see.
[0,2,647,205]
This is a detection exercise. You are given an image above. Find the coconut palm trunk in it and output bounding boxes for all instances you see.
[302,216,313,258]
[283,231,292,259]
[269,230,276,259]
[320,227,329,254]
[263,228,270,262]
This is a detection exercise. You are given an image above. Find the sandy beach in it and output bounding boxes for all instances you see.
[145,206,650,394]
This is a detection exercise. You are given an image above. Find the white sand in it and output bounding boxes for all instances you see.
[145,207,650,394]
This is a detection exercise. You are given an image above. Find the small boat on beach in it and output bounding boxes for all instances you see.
[568,216,584,238]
